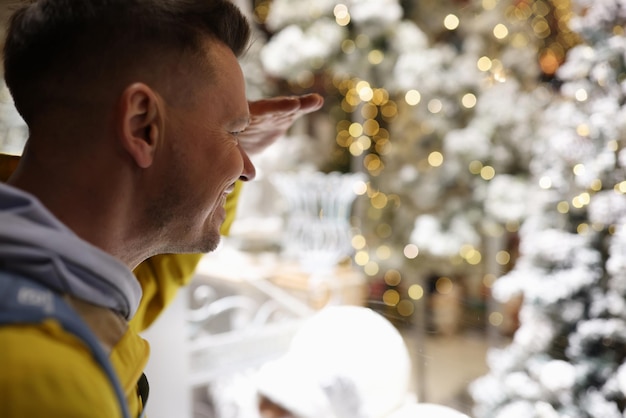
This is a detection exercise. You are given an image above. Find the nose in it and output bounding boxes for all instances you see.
[238,145,256,182]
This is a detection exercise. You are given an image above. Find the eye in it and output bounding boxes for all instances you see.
[229,130,244,143]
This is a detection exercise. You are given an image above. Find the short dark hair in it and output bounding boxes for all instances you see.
[3,0,251,123]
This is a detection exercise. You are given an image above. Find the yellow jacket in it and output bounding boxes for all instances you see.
[0,153,241,417]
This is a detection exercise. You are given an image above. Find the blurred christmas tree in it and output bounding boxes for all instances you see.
[471,1,626,417]
[253,0,572,331]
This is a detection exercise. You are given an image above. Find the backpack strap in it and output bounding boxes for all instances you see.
[0,271,133,418]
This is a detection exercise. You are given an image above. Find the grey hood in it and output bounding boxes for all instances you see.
[0,182,141,319]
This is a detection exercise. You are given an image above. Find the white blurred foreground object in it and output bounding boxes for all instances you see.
[387,402,471,418]
[255,305,472,417]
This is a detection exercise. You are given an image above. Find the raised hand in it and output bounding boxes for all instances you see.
[240,93,324,154]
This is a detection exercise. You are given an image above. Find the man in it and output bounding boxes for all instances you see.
[0,1,322,417]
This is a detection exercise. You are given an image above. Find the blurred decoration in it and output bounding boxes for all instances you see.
[470,0,626,416]
[270,171,366,306]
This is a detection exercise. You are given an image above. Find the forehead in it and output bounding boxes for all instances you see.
[199,39,248,119]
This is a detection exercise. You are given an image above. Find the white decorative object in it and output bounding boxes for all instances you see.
[271,170,365,306]
[270,171,365,272]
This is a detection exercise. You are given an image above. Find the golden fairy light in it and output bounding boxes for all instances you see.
[539,176,552,189]
[428,151,444,167]
[403,244,419,259]
[496,250,511,265]
[408,284,424,300]
[384,269,402,286]
[376,245,392,260]
[444,14,460,30]
[383,289,400,306]
[397,300,415,317]
[489,312,504,326]
[461,93,477,108]
[364,261,379,276]
[405,89,421,106]
[334,4,350,26]
[557,201,570,213]
[480,165,496,180]
[352,234,367,249]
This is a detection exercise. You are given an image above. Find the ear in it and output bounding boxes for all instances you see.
[117,83,162,169]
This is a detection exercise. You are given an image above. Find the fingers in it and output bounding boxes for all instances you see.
[248,96,300,116]
[248,93,324,118]
[297,93,324,114]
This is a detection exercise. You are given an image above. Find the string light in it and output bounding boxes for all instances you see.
[382,289,400,306]
[333,4,350,26]
[443,14,460,30]
[403,244,419,259]
[397,300,415,317]
[405,89,421,106]
[496,251,511,265]
[408,284,424,300]
[384,269,402,286]
[489,312,504,326]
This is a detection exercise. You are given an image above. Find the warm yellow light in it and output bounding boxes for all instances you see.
[482,0,497,10]
[444,14,460,30]
[384,269,402,286]
[428,99,443,113]
[577,223,589,235]
[405,89,421,106]
[349,123,363,137]
[483,274,497,288]
[353,180,368,195]
[352,234,366,250]
[397,300,415,317]
[357,135,372,150]
[477,56,492,71]
[364,261,379,276]
[480,166,496,180]
[341,39,356,54]
[489,312,504,326]
[354,250,369,266]
[371,192,388,209]
[381,102,398,118]
[466,250,482,265]
[358,86,374,102]
[376,245,391,260]
[469,160,483,174]
[404,244,419,259]
[493,23,509,39]
[616,181,626,193]
[364,154,382,172]
[361,103,378,119]
[461,93,477,108]
[408,284,424,300]
[573,163,585,176]
[505,221,519,232]
[557,201,570,213]
[575,89,588,102]
[496,251,511,265]
[368,50,384,65]
[539,176,552,189]
[576,124,590,137]
[334,4,350,26]
[383,289,400,306]
[349,142,364,156]
[363,119,380,136]
[591,179,602,191]
[436,277,453,294]
[428,151,444,167]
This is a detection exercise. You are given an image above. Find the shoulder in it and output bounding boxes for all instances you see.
[0,321,121,418]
